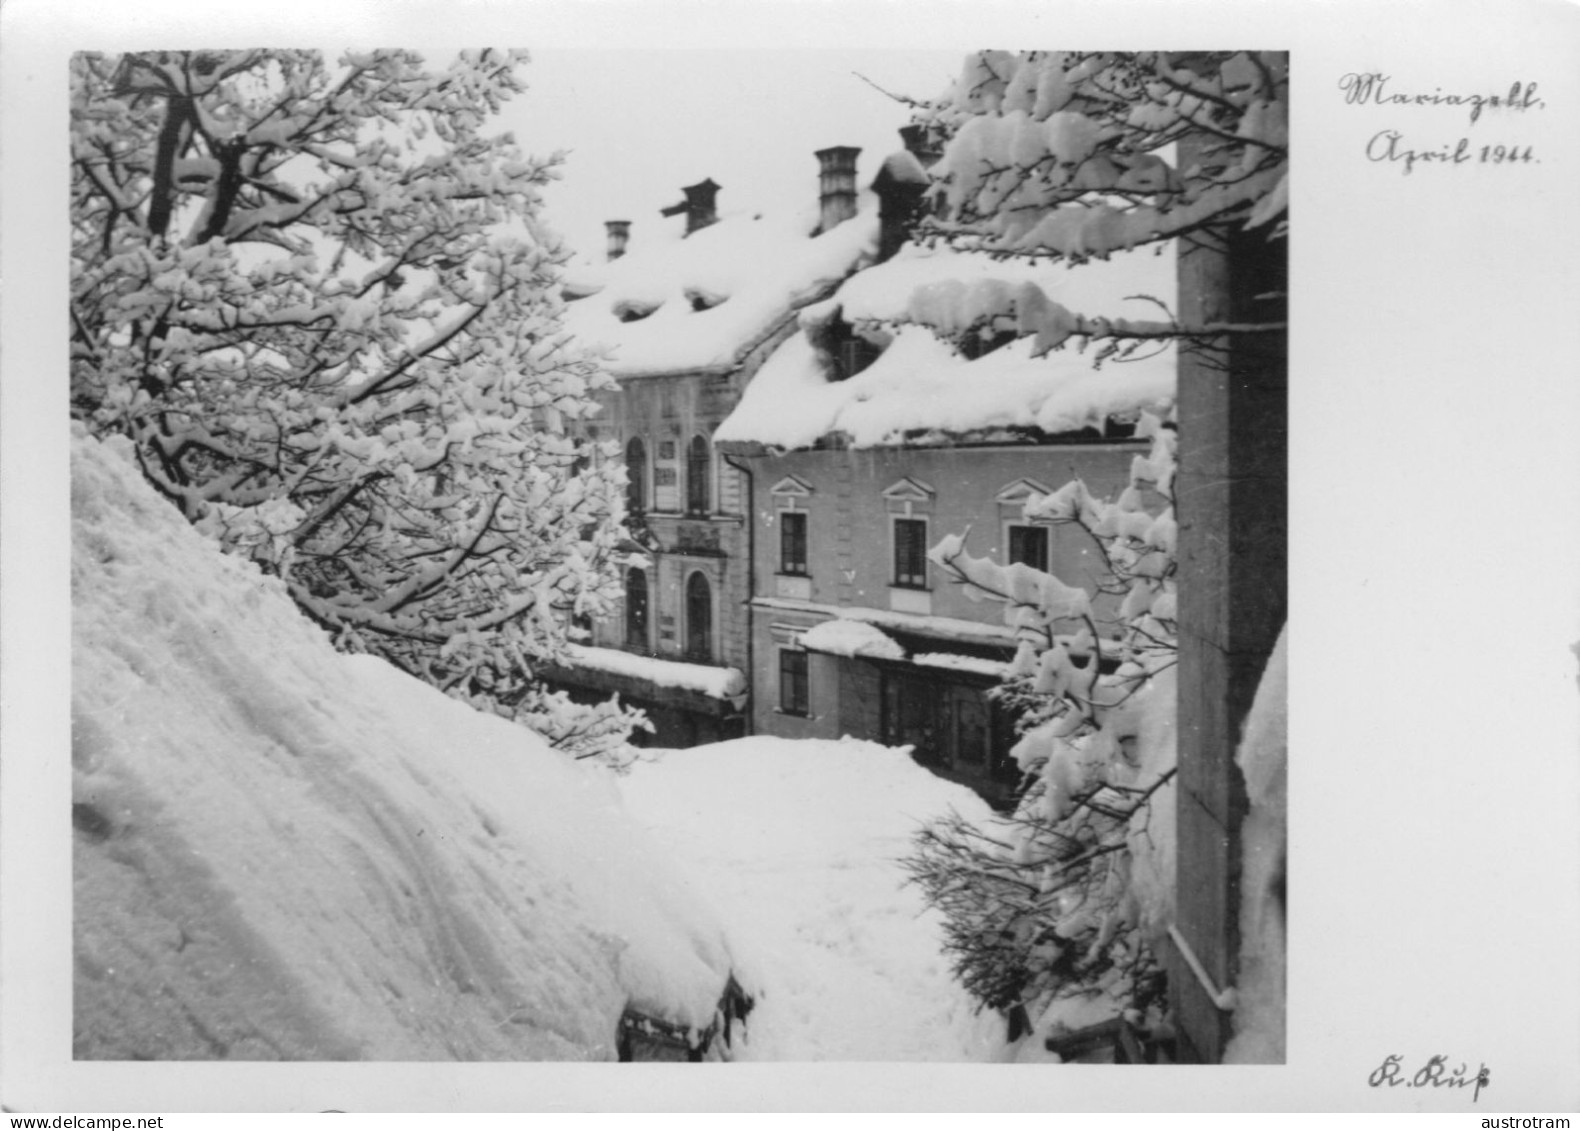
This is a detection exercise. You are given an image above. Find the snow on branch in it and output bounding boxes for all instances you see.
[904,405,1180,1037]
[911,51,1289,263]
[71,49,647,769]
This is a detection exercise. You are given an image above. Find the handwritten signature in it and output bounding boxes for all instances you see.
[1369,1054,1491,1102]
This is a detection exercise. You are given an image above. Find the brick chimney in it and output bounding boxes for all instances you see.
[660,179,721,235]
[815,146,861,234]
[604,220,631,261]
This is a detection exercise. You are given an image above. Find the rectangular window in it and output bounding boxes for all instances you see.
[779,649,809,717]
[687,436,711,516]
[653,441,680,512]
[893,517,929,589]
[1007,524,1050,572]
[780,511,808,575]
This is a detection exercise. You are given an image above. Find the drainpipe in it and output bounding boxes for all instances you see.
[722,451,756,737]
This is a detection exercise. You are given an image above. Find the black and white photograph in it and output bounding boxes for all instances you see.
[2,0,1578,1117]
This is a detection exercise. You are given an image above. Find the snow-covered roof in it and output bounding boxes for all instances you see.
[561,643,746,701]
[558,200,878,378]
[715,240,1177,450]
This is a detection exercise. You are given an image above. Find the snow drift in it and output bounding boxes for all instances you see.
[618,737,1007,1061]
[71,426,739,1060]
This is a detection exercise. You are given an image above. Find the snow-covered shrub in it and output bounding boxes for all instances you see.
[70,51,647,764]
[903,413,1177,1029]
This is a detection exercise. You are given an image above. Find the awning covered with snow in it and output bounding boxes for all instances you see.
[756,598,1020,651]
[796,613,1009,682]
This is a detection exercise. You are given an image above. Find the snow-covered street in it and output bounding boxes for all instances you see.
[619,738,1007,1061]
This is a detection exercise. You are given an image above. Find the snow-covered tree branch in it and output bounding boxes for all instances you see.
[915,51,1288,259]
[894,50,1286,1051]
[862,52,1286,371]
[71,49,647,765]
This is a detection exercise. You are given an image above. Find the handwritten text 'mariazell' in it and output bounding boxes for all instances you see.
[1339,73,1544,125]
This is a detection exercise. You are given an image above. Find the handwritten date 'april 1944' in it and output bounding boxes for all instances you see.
[1365,133,1537,174]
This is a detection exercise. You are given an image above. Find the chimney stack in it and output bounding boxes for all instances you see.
[815,146,861,234]
[660,179,721,236]
[604,219,631,261]
[899,124,943,168]
[873,128,937,262]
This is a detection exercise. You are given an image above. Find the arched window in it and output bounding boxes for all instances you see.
[625,436,647,514]
[685,572,712,662]
[625,567,649,650]
[686,434,711,516]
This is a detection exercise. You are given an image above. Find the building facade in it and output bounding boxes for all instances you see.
[544,152,878,746]
[711,131,1178,805]
[723,439,1145,807]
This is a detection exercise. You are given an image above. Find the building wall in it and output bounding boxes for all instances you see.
[749,442,1141,629]
[741,440,1147,790]
[585,367,750,662]
[749,640,843,741]
[574,320,804,744]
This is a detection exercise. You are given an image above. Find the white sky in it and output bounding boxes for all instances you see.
[505,49,964,262]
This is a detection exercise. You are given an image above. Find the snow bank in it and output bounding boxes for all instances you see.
[618,737,1007,1061]
[72,428,738,1060]
[560,203,877,377]
[716,242,1176,450]
[1224,625,1288,1065]
[561,642,745,700]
